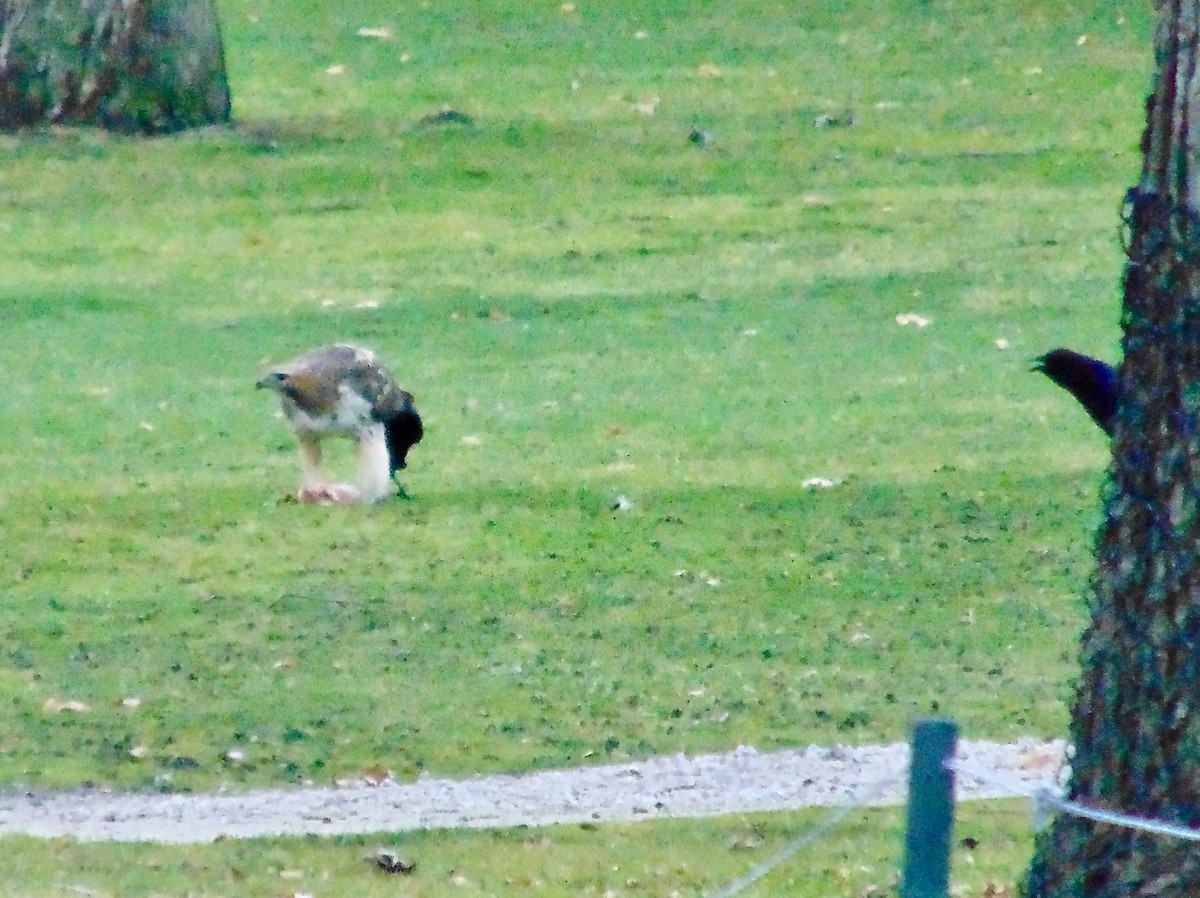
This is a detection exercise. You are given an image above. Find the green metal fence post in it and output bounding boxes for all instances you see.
[901,718,958,898]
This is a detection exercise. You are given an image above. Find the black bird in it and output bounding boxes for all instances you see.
[1033,348,1118,436]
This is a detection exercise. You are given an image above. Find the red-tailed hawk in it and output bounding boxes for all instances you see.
[257,344,423,503]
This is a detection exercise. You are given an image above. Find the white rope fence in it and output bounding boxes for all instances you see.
[703,801,862,898]
[705,764,906,898]
[708,737,1200,898]
[948,758,1200,844]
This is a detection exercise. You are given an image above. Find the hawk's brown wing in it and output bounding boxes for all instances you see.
[259,343,422,475]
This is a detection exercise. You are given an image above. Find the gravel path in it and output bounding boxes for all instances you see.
[0,738,1067,844]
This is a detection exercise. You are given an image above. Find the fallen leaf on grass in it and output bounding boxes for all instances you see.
[802,476,842,489]
[335,764,394,787]
[356,26,391,38]
[697,62,721,78]
[367,848,416,874]
[43,697,90,713]
[728,830,763,850]
[632,96,660,116]
[415,108,475,128]
[895,312,931,327]
[814,110,855,128]
[361,764,392,785]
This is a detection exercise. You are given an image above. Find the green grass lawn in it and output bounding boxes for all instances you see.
[0,0,1150,891]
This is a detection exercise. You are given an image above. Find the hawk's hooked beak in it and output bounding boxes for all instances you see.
[256,372,287,391]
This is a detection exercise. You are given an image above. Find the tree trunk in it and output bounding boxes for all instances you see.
[1027,1,1200,894]
[0,0,230,134]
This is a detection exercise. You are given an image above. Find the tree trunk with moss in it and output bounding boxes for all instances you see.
[0,0,229,133]
[1027,1,1200,894]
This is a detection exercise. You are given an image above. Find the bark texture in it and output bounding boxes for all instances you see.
[1027,1,1200,894]
[0,0,229,133]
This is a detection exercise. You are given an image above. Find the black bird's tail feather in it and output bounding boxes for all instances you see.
[384,405,424,475]
[1033,348,1118,436]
